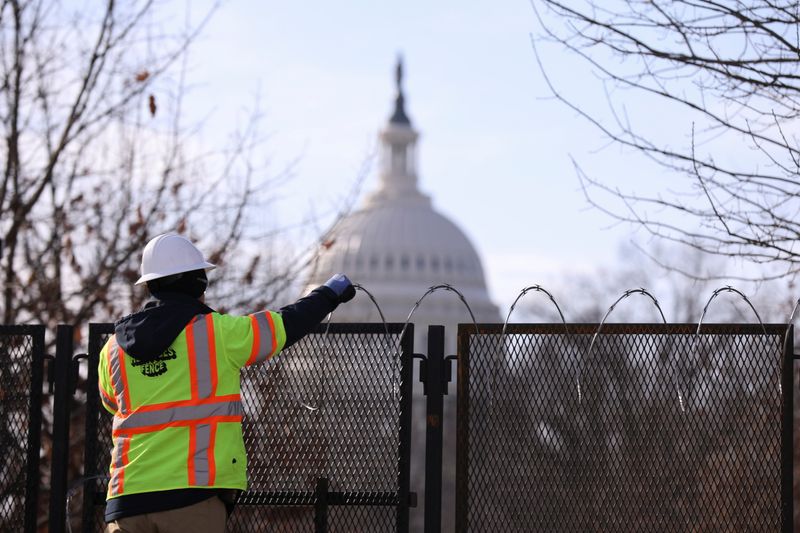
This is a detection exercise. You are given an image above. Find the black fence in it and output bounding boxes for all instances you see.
[0,325,45,533]
[457,323,795,532]
[0,322,795,532]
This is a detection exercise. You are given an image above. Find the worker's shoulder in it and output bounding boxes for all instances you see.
[206,311,252,329]
[209,310,284,334]
[209,309,280,320]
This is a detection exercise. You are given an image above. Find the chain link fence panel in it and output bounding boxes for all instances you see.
[457,323,790,533]
[0,325,45,533]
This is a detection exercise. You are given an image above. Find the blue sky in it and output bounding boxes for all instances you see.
[167,0,774,314]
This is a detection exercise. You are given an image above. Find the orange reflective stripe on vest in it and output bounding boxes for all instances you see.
[106,336,131,496]
[189,423,216,486]
[246,311,278,365]
[100,384,117,412]
[107,337,130,415]
[186,314,219,398]
[110,435,130,496]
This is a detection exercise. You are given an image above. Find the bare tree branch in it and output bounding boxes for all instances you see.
[531,0,800,279]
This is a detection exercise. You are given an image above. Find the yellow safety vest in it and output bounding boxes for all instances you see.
[98,310,286,499]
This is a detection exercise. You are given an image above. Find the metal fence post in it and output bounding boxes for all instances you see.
[423,325,445,533]
[49,324,74,533]
[781,326,795,533]
[314,477,329,533]
[81,323,107,533]
[398,323,414,533]
[25,326,46,533]
[455,324,470,533]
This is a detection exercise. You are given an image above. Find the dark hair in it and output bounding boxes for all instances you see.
[146,269,208,298]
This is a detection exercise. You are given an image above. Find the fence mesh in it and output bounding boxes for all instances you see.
[457,323,788,533]
[0,326,44,533]
[82,322,411,533]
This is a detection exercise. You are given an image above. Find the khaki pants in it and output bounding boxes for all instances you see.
[105,495,227,533]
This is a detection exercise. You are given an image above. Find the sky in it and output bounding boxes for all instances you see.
[164,0,783,318]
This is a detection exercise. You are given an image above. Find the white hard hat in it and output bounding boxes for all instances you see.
[135,233,216,285]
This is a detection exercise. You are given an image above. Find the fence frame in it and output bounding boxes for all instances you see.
[80,322,114,531]
[782,324,796,530]
[2,320,794,531]
[455,322,795,533]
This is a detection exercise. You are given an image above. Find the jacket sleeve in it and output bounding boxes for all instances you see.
[279,286,339,348]
[215,311,287,368]
[98,339,119,415]
[215,286,337,369]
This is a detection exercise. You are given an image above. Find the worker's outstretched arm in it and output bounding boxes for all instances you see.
[279,274,355,348]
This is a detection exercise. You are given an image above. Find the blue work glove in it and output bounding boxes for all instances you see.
[324,273,356,303]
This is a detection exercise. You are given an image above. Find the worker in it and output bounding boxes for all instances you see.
[98,233,355,533]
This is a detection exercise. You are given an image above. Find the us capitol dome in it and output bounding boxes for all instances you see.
[304,60,500,335]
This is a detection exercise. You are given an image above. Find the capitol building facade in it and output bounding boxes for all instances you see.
[304,61,500,343]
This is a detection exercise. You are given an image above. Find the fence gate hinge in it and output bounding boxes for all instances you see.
[45,354,56,393]
[443,355,457,395]
[71,353,88,394]
[413,353,428,393]
[408,491,418,508]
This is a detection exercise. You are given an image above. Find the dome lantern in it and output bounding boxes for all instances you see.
[370,57,427,207]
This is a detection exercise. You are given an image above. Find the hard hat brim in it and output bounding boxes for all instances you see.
[135,261,216,285]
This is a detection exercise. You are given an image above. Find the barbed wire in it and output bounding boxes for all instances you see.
[294,283,480,412]
[582,288,668,405]
[399,283,480,343]
[493,285,569,411]
[689,286,772,408]
[295,284,392,412]
[60,281,796,530]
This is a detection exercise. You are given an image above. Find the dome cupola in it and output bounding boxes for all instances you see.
[304,58,499,329]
